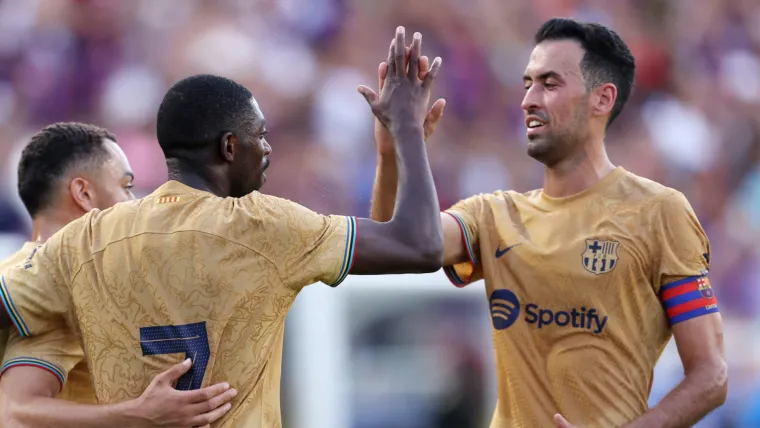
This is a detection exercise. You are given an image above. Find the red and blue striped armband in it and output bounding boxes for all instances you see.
[660,275,719,325]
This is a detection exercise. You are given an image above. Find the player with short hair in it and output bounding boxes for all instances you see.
[0,122,237,427]
[370,18,727,428]
[0,27,444,427]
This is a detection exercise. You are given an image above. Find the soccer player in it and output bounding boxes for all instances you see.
[0,123,237,427]
[0,27,444,427]
[370,18,727,428]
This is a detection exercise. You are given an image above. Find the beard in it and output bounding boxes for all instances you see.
[526,129,581,167]
[526,106,590,167]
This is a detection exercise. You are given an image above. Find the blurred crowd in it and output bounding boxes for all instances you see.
[0,0,759,426]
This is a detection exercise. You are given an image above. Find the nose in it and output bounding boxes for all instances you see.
[263,140,272,155]
[521,85,541,113]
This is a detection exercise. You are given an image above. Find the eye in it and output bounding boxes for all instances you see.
[259,131,268,140]
[544,83,558,89]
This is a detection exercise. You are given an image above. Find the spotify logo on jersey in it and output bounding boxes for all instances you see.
[489,289,521,330]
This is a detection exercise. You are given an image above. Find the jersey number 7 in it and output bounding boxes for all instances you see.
[139,321,210,390]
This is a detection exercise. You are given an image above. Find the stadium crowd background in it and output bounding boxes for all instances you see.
[0,0,758,427]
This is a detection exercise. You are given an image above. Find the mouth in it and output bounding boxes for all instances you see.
[525,116,547,136]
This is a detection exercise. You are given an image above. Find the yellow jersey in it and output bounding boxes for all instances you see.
[443,167,718,427]
[0,242,96,403]
[0,181,357,427]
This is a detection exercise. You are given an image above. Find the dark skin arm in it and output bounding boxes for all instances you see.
[350,27,445,274]
[0,359,237,428]
[367,46,469,270]
[369,54,446,223]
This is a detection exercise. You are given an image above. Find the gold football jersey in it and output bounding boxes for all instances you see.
[443,167,718,427]
[0,242,96,403]
[0,181,357,427]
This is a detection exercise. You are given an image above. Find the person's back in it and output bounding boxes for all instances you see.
[39,180,353,424]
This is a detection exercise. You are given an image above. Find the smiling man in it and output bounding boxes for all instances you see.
[370,17,727,428]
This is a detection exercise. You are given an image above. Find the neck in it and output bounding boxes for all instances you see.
[166,158,228,197]
[30,209,82,243]
[542,137,616,198]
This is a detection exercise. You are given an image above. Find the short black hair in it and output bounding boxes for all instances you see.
[18,122,116,217]
[535,18,635,126]
[156,74,255,158]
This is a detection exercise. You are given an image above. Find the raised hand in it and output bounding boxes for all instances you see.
[374,52,446,156]
[358,27,442,134]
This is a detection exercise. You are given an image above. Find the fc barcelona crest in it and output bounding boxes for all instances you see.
[698,277,714,299]
[582,239,619,275]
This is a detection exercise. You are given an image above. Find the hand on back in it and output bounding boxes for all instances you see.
[133,359,237,427]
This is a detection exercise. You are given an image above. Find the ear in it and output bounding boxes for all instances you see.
[591,82,617,119]
[69,177,94,213]
[219,132,236,163]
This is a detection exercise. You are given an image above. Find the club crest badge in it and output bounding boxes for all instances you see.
[582,239,619,275]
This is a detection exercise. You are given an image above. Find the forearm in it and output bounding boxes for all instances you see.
[623,367,727,428]
[388,121,443,259]
[369,152,398,222]
[6,396,142,428]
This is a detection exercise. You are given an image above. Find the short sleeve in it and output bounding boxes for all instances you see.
[251,195,356,290]
[0,234,74,338]
[1,328,84,393]
[442,195,485,287]
[655,192,718,326]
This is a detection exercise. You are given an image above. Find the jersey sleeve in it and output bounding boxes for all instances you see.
[442,195,484,287]
[1,328,84,394]
[248,195,356,290]
[655,192,718,326]
[0,232,76,338]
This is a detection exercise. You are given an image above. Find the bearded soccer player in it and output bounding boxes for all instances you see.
[0,27,444,427]
[370,18,726,428]
[0,123,237,427]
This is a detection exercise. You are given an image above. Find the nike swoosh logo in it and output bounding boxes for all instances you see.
[495,243,522,259]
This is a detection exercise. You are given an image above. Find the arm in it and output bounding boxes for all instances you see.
[0,359,237,428]
[625,193,727,426]
[369,151,398,223]
[621,314,727,428]
[350,28,445,274]
[365,32,466,270]
[371,152,475,270]
[352,123,442,274]
[369,45,443,222]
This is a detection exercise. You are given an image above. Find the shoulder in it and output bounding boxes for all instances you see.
[618,170,685,202]
[0,244,40,272]
[237,192,319,224]
[449,190,516,212]
[610,170,694,216]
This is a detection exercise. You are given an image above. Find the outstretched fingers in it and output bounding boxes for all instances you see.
[394,26,407,78]
[422,57,443,91]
